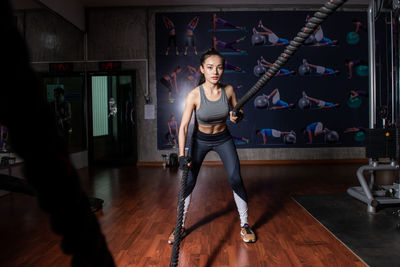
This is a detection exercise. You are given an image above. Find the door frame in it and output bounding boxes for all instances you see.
[87,71,136,165]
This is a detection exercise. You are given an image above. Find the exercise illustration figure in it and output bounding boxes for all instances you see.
[344,126,366,133]
[225,61,243,72]
[166,115,179,148]
[186,65,201,86]
[302,59,340,76]
[347,89,368,108]
[213,13,246,32]
[352,19,367,33]
[184,16,199,56]
[231,134,250,144]
[252,20,289,46]
[213,36,247,54]
[163,16,179,56]
[304,14,338,46]
[257,56,295,76]
[349,89,368,99]
[256,129,295,145]
[264,88,295,110]
[345,59,368,79]
[160,66,182,103]
[302,91,340,109]
[169,48,256,245]
[344,126,366,142]
[346,19,366,45]
[302,122,327,144]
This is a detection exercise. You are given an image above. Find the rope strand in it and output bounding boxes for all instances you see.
[169,167,189,267]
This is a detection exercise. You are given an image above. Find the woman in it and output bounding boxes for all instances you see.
[253,20,289,46]
[160,66,181,103]
[167,115,178,148]
[302,91,340,109]
[186,65,201,86]
[213,13,246,32]
[258,56,295,76]
[184,16,199,56]
[344,59,368,79]
[302,58,340,76]
[304,15,337,46]
[168,48,256,244]
[256,128,294,145]
[212,36,247,54]
[264,88,295,110]
[162,16,179,56]
[302,121,327,144]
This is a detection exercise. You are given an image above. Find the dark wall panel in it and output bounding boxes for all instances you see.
[155,11,369,150]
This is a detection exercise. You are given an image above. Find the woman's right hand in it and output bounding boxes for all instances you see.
[179,156,192,170]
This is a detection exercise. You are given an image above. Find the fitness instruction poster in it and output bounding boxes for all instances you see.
[155,10,372,150]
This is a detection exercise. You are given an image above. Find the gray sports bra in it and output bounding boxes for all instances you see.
[195,84,229,126]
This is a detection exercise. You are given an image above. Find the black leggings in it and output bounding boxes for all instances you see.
[185,129,248,202]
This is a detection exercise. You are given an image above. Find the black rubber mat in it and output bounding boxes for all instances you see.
[292,194,400,267]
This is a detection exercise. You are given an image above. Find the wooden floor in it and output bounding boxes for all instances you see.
[0,163,367,267]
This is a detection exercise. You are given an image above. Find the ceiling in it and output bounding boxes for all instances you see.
[11,0,41,9]
[12,0,370,9]
[80,0,370,6]
[10,0,370,32]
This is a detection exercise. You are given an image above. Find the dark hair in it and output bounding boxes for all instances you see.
[198,48,225,85]
[255,129,261,135]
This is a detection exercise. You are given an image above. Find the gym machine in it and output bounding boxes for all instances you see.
[347,0,400,213]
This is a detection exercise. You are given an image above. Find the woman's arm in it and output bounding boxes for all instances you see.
[172,73,179,92]
[173,121,178,136]
[168,122,172,136]
[178,90,196,157]
[226,85,243,123]
[162,16,168,28]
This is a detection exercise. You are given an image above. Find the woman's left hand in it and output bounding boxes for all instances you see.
[229,110,243,124]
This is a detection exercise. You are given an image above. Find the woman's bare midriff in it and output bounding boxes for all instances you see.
[198,123,227,134]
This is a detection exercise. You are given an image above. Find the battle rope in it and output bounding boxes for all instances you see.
[233,0,348,115]
[170,165,189,267]
[170,1,348,266]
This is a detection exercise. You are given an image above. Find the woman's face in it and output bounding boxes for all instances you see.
[200,55,224,85]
